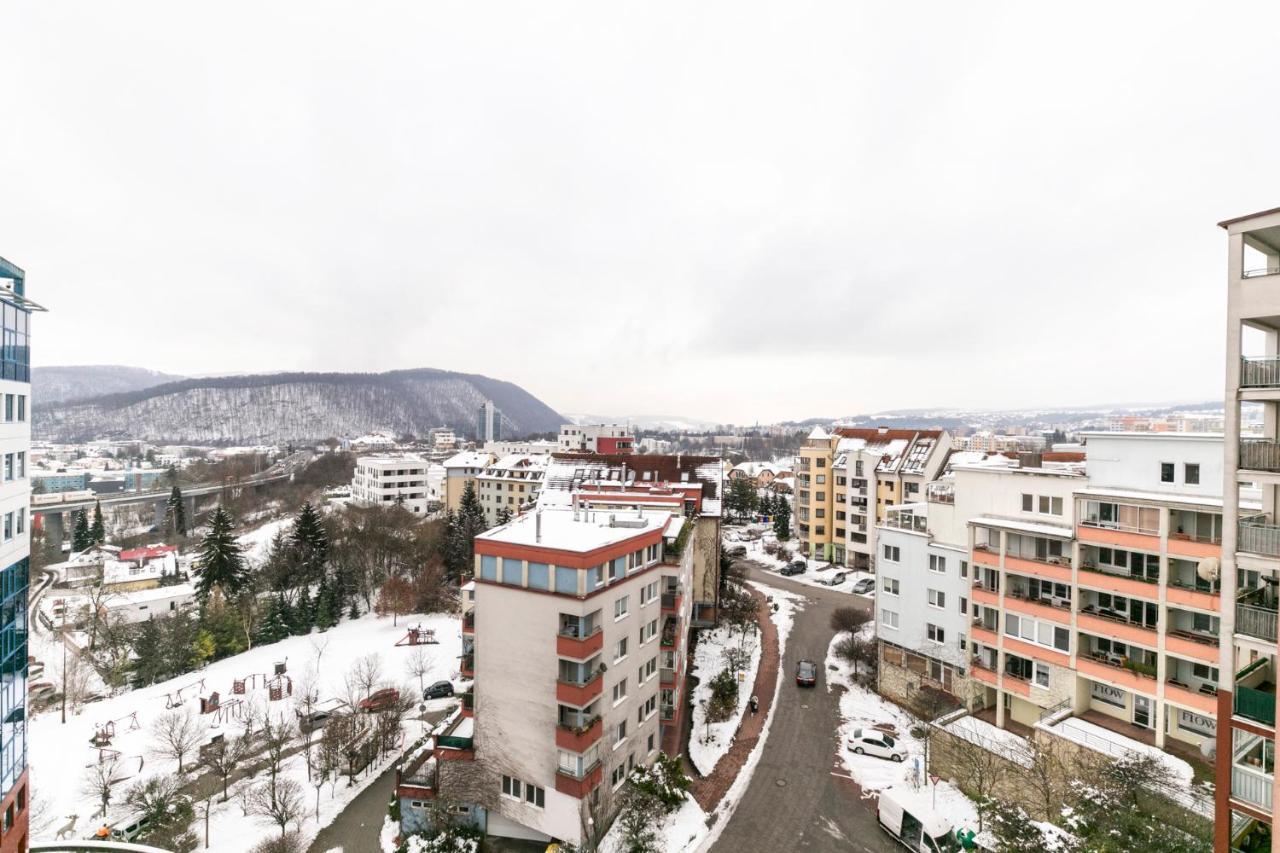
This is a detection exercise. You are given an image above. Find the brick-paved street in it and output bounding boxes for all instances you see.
[709,561,898,853]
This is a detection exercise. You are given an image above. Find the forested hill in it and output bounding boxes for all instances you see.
[32,368,564,445]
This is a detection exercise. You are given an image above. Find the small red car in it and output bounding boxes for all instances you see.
[359,688,401,713]
[796,660,818,687]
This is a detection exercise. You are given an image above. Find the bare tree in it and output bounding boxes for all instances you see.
[1022,736,1081,822]
[201,734,253,801]
[260,716,293,785]
[405,646,431,694]
[249,777,306,838]
[249,831,305,853]
[152,709,209,774]
[374,688,415,759]
[82,753,123,819]
[942,732,1010,831]
[343,653,383,706]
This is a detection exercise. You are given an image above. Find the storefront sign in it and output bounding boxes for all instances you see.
[1177,708,1216,738]
[1091,681,1126,708]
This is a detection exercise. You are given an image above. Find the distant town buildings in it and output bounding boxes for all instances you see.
[443,450,497,513]
[475,454,548,527]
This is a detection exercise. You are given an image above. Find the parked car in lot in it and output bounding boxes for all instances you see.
[726,545,747,557]
[796,659,818,687]
[780,561,806,576]
[423,680,455,700]
[359,687,401,713]
[851,577,876,595]
[817,571,848,586]
[848,727,906,762]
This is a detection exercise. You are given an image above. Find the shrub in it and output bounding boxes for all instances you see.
[830,607,871,635]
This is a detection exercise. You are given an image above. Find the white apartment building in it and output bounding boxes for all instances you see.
[557,424,633,454]
[351,454,433,515]
[476,454,549,527]
[483,440,559,457]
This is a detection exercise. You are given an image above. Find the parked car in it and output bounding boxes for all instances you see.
[817,571,848,586]
[424,680,455,700]
[848,727,906,762]
[726,545,747,557]
[359,687,401,713]
[851,578,876,595]
[795,659,818,687]
[780,561,806,576]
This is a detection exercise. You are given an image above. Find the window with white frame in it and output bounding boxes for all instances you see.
[1004,613,1070,653]
[614,637,628,662]
[881,609,899,629]
[1033,662,1050,689]
[882,577,900,595]
[928,554,945,573]
[927,589,945,609]
[926,623,945,643]
[612,679,628,703]
[640,619,658,644]
[882,545,900,562]
[614,596,630,619]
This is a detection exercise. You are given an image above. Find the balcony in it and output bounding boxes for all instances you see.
[1164,630,1219,664]
[555,715,603,752]
[1232,766,1274,811]
[462,612,475,634]
[460,652,474,678]
[1241,439,1280,473]
[661,591,682,613]
[556,670,604,706]
[1237,588,1278,643]
[557,625,604,659]
[660,616,680,648]
[1241,355,1280,389]
[555,759,603,798]
[660,667,676,685]
[1005,554,1073,584]
[1164,679,1217,714]
[1077,609,1157,646]
[1166,578,1221,612]
[1077,563,1159,599]
[1239,518,1280,558]
[1234,659,1276,726]
[1078,654,1158,695]
[437,715,475,753]
[1005,589,1072,625]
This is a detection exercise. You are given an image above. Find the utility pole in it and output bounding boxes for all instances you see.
[60,602,68,724]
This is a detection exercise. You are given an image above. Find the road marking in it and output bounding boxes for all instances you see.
[829,770,854,780]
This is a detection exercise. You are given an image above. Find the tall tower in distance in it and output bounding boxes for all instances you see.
[478,400,503,443]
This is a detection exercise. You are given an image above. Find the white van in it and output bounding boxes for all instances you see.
[877,789,961,853]
[109,811,152,842]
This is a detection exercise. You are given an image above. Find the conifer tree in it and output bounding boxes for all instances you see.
[193,507,249,602]
[131,617,165,687]
[293,585,314,635]
[290,502,329,580]
[495,506,512,526]
[313,574,335,631]
[256,596,290,645]
[72,508,92,552]
[90,501,106,545]
[773,494,791,541]
[347,599,361,621]
[165,485,187,538]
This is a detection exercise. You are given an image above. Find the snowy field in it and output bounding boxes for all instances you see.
[688,624,762,776]
[29,609,463,850]
[824,630,984,838]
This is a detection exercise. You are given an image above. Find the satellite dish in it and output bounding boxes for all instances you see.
[1197,557,1220,583]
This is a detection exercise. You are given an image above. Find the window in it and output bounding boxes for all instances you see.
[615,637,628,662]
[525,784,545,808]
[16,509,23,536]
[612,679,628,704]
[637,694,657,721]
[611,764,627,788]
[926,623,945,643]
[502,775,523,799]
[640,619,658,644]
[960,560,968,578]
[640,580,658,605]
[928,554,945,573]
[927,589,945,609]
[1051,497,1063,515]
[882,577,900,595]
[882,545,900,562]
[1185,463,1200,485]
[614,720,627,745]
[3,395,10,422]
[1033,662,1050,689]
[614,596,630,619]
[959,595,967,614]
[816,458,825,468]
[1160,462,1174,483]
[1022,493,1033,512]
[16,396,23,421]
[816,475,826,484]
[640,656,657,681]
[881,609,899,629]
[648,733,655,752]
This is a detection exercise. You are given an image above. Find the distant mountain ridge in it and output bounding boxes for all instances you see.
[33,365,187,404]
[33,367,564,445]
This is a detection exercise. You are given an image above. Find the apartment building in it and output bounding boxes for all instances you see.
[483,439,559,457]
[351,454,434,515]
[796,426,950,568]
[443,450,497,513]
[478,401,503,443]
[557,424,634,455]
[476,454,548,527]
[1220,206,1280,852]
[396,453,720,845]
[0,256,34,853]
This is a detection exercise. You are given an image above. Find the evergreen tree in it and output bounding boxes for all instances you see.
[163,612,201,679]
[347,599,361,620]
[193,507,249,603]
[495,506,512,525]
[441,510,468,579]
[313,574,336,631]
[72,508,92,552]
[290,502,329,581]
[759,492,774,518]
[131,617,166,686]
[89,501,106,545]
[293,585,314,635]
[204,592,246,658]
[165,485,187,538]
[256,595,290,645]
[773,495,791,541]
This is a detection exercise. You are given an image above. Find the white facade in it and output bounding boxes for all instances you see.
[351,453,433,514]
[557,424,632,453]
[483,440,558,457]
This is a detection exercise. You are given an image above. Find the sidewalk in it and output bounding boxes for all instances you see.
[689,586,780,811]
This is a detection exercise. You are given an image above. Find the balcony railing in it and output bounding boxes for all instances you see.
[1078,562,1159,586]
[1237,601,1278,643]
[1241,439,1280,473]
[1234,658,1276,726]
[1242,355,1280,388]
[1239,519,1280,558]
[1232,766,1274,810]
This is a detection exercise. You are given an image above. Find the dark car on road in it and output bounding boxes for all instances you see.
[726,545,747,557]
[796,659,818,687]
[780,561,806,576]
[423,680,454,700]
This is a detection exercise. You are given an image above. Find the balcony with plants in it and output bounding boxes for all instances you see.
[1235,657,1277,727]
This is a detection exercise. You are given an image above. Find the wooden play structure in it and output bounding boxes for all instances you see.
[395,625,438,646]
[90,712,141,747]
[164,678,206,709]
[232,662,288,695]
[268,674,292,702]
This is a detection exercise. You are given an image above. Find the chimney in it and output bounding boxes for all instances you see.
[536,510,542,543]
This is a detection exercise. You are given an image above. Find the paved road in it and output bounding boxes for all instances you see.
[711,562,898,853]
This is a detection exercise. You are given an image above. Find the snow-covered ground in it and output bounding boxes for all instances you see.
[824,630,984,839]
[29,609,463,851]
[941,713,1032,768]
[237,516,295,568]
[729,532,874,598]
[688,624,762,776]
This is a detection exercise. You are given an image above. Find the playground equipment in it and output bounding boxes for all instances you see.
[200,691,221,714]
[211,697,244,726]
[164,678,206,709]
[90,712,141,747]
[233,662,288,695]
[395,624,438,646]
[268,674,293,702]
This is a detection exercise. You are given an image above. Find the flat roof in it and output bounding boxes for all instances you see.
[1080,431,1223,442]
[1075,486,1260,512]
[475,506,670,552]
[1219,206,1280,229]
[969,516,1075,539]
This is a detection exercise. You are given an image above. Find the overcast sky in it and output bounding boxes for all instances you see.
[1,2,1277,424]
